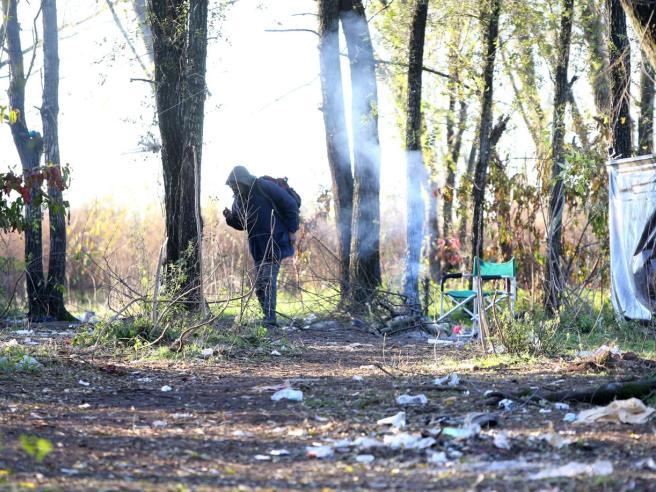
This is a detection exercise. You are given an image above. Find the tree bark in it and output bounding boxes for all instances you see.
[639,51,655,154]
[544,0,574,315]
[608,0,632,158]
[403,0,428,308]
[41,0,74,321]
[457,132,478,251]
[340,0,382,303]
[148,0,207,309]
[581,0,611,116]
[4,0,48,320]
[318,0,354,300]
[471,0,502,262]
[621,0,656,68]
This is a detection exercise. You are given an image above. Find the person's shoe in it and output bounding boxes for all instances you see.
[262,318,278,328]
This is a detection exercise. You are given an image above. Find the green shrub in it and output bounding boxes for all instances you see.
[492,308,561,355]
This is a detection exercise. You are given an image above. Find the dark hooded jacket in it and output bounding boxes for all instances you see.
[226,178,300,263]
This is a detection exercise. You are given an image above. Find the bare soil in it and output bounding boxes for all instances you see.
[1,321,656,491]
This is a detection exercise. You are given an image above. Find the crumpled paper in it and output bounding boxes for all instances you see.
[575,398,655,425]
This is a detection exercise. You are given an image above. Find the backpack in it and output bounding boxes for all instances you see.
[259,175,302,209]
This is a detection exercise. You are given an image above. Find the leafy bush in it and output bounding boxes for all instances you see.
[492,308,561,355]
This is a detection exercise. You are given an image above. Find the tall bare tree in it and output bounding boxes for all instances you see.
[608,0,632,158]
[339,0,382,302]
[403,0,428,308]
[42,0,73,320]
[621,1,656,67]
[639,51,654,154]
[4,0,48,320]
[318,0,354,301]
[545,0,575,314]
[148,0,208,309]
[471,0,502,262]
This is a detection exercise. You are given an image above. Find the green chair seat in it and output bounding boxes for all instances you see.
[445,290,503,299]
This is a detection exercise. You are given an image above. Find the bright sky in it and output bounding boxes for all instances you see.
[1,0,408,214]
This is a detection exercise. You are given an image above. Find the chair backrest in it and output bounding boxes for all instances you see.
[472,257,516,279]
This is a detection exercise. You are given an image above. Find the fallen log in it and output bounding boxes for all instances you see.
[483,377,656,406]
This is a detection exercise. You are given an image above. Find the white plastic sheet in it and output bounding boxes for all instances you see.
[608,155,656,320]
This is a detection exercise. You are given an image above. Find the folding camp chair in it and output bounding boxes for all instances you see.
[437,257,517,332]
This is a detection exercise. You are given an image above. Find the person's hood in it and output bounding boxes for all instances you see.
[226,165,256,187]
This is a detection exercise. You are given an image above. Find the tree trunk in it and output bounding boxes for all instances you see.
[608,0,632,158]
[621,0,656,68]
[403,0,428,308]
[340,0,382,303]
[4,0,48,320]
[41,0,74,321]
[639,51,655,154]
[318,0,354,300]
[471,0,502,262]
[544,0,574,315]
[148,0,207,309]
[427,172,441,282]
[581,0,611,116]
[457,134,478,252]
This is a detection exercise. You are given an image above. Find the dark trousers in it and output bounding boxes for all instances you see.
[254,260,280,322]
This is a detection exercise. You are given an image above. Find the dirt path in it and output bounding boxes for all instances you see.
[1,322,656,491]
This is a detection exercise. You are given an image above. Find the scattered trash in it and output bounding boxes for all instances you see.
[78,380,90,387]
[78,403,91,409]
[270,350,282,356]
[306,445,334,459]
[575,398,655,425]
[538,432,571,449]
[563,412,577,423]
[232,430,254,437]
[152,420,168,428]
[635,457,656,470]
[377,411,406,429]
[493,431,511,450]
[427,451,448,464]
[428,339,454,346]
[314,415,328,422]
[441,424,480,440]
[529,460,613,480]
[352,436,384,449]
[464,412,498,428]
[434,373,460,387]
[160,385,173,392]
[396,394,428,406]
[452,325,463,335]
[60,468,80,476]
[171,413,193,419]
[269,449,290,456]
[355,454,375,464]
[498,399,516,411]
[383,433,436,450]
[254,454,271,461]
[271,388,304,402]
[201,348,214,358]
[304,313,318,325]
[539,408,552,414]
[13,329,34,336]
[80,311,99,323]
[15,355,40,371]
[352,375,364,381]
[554,402,570,410]
[576,344,621,358]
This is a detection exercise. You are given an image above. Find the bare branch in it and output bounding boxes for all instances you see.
[265,28,319,36]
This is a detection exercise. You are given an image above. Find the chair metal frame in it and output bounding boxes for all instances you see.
[437,257,517,331]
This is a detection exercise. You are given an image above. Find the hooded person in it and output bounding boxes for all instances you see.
[223,165,300,326]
